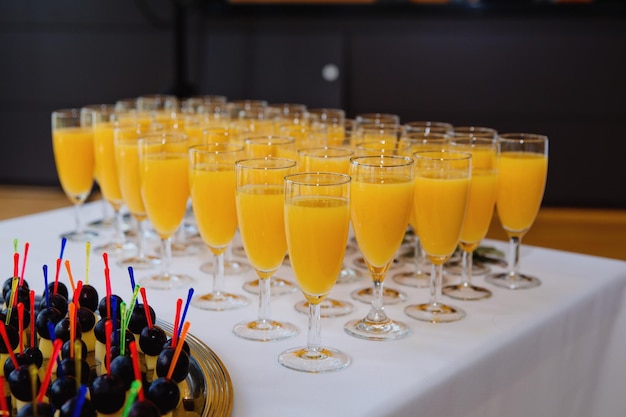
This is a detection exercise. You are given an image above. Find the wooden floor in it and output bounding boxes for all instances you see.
[1,185,625,261]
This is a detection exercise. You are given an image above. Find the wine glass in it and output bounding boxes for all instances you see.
[293,146,358,318]
[51,108,98,242]
[392,131,450,289]
[239,135,298,296]
[113,123,161,270]
[279,172,351,372]
[232,157,298,341]
[344,155,414,341]
[189,143,249,310]
[137,132,193,290]
[485,133,549,289]
[404,150,471,323]
[442,137,498,300]
[402,120,454,136]
[89,106,137,257]
[308,108,346,146]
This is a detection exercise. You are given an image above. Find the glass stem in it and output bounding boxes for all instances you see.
[462,249,473,287]
[74,203,84,235]
[307,302,322,354]
[258,277,271,323]
[160,237,172,278]
[366,277,388,322]
[429,263,443,306]
[136,219,147,260]
[213,252,225,295]
[507,235,521,279]
[414,237,424,275]
[112,207,125,245]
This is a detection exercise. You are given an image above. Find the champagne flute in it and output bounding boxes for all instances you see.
[90,106,137,257]
[113,123,161,269]
[485,133,548,289]
[392,131,450,289]
[189,143,248,310]
[344,155,414,341]
[137,132,193,290]
[293,146,358,318]
[443,137,498,300]
[279,172,351,372]
[233,157,298,341]
[404,150,471,323]
[240,136,298,296]
[51,108,98,242]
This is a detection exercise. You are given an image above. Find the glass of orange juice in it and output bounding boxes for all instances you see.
[443,137,498,300]
[188,143,248,310]
[485,133,548,290]
[137,132,193,290]
[344,155,414,341]
[293,146,358,318]
[392,131,450,289]
[113,123,161,270]
[239,136,298,297]
[233,157,298,342]
[405,150,471,323]
[279,172,351,373]
[51,108,98,242]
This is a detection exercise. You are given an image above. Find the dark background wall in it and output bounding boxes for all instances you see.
[1,1,625,207]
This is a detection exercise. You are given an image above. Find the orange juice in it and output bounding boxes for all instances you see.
[115,141,145,217]
[236,184,287,275]
[93,122,123,206]
[351,176,413,270]
[460,169,497,244]
[190,166,238,252]
[285,196,350,299]
[414,172,470,261]
[52,127,95,200]
[496,152,548,234]
[140,155,189,237]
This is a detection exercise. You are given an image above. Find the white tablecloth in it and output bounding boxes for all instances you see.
[1,202,625,417]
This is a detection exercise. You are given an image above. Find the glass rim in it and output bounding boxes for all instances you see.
[297,146,354,157]
[498,133,548,143]
[413,150,473,161]
[189,143,245,154]
[137,131,189,144]
[349,154,413,168]
[235,156,297,170]
[450,136,498,147]
[284,172,351,186]
[52,108,80,117]
[244,135,296,144]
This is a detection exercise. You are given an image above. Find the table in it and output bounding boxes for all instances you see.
[1,202,625,417]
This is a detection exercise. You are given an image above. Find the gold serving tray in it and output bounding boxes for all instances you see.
[157,320,233,417]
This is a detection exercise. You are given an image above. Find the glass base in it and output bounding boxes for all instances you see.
[444,260,491,276]
[392,270,430,288]
[139,273,193,290]
[294,298,354,318]
[352,256,402,271]
[117,254,161,270]
[169,240,203,257]
[92,240,137,258]
[243,277,298,296]
[231,245,247,259]
[485,272,541,290]
[404,302,466,323]
[60,229,99,243]
[232,319,298,342]
[191,291,248,311]
[336,266,363,285]
[350,286,407,305]
[199,259,251,276]
[279,346,350,373]
[344,317,409,341]
[442,283,492,300]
